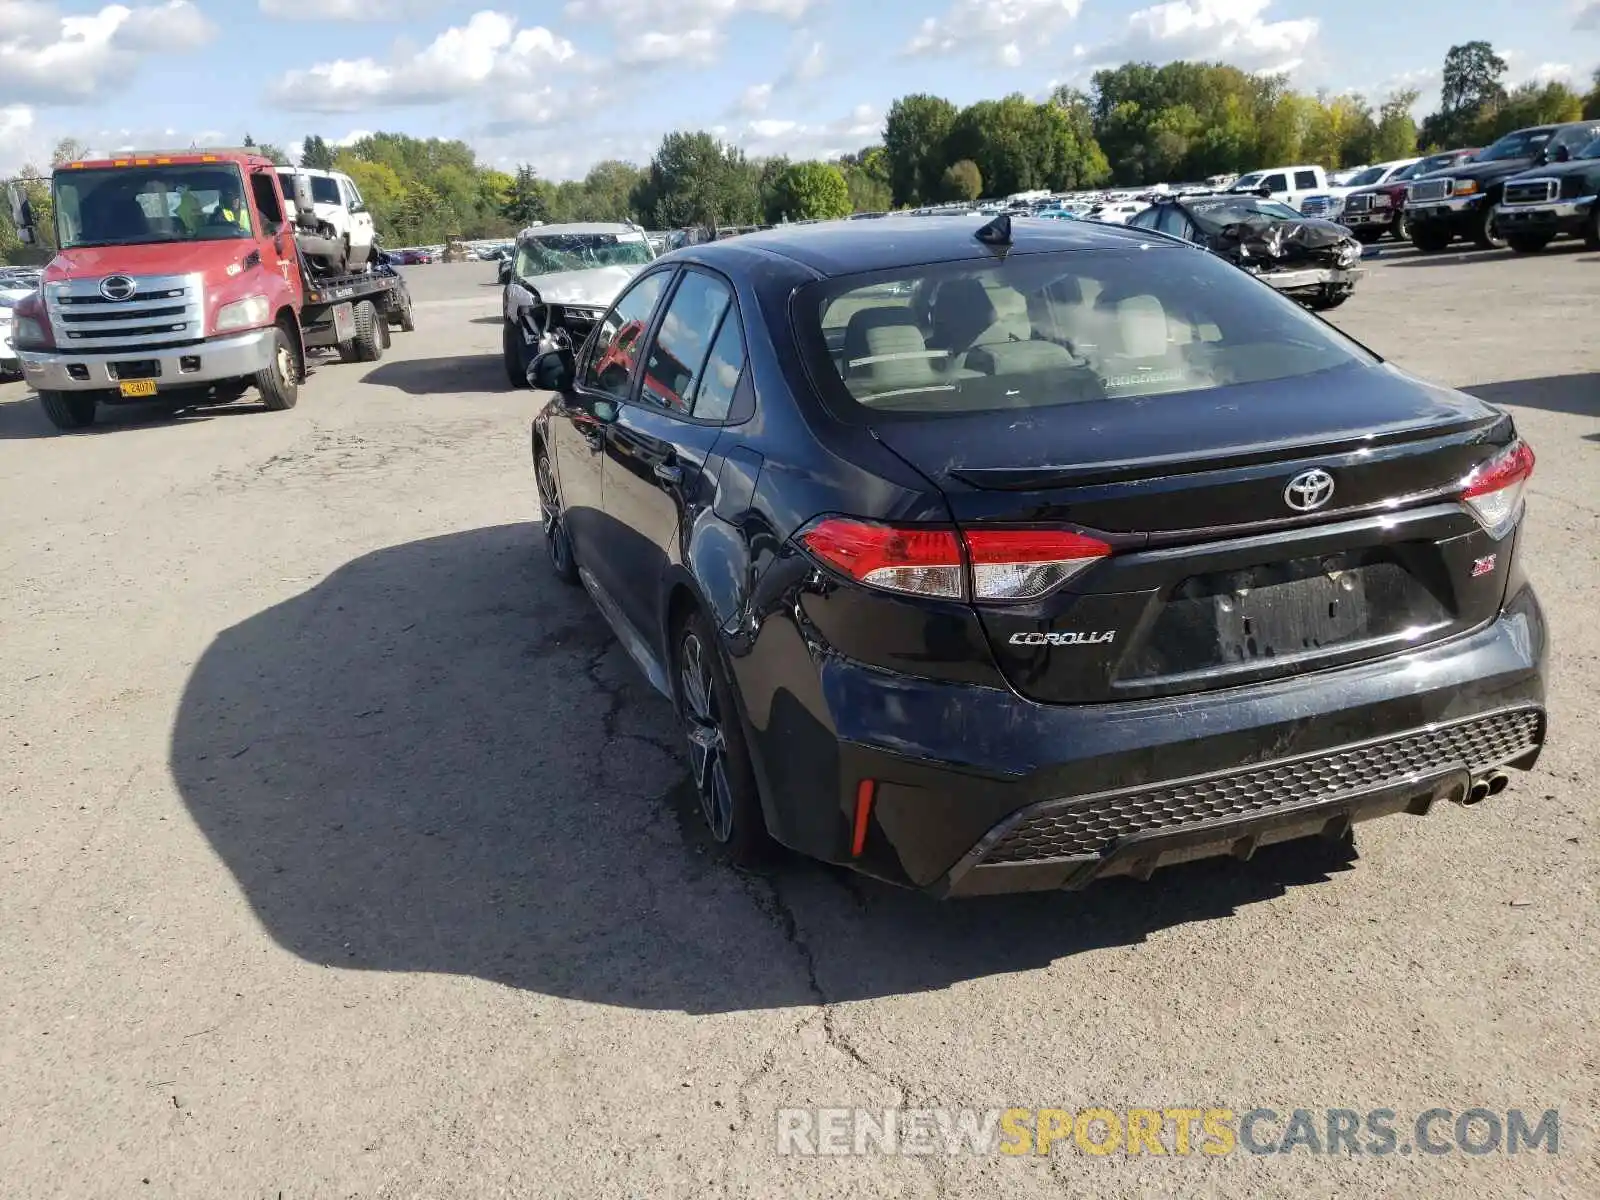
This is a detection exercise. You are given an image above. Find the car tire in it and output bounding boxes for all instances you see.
[1391,211,1409,242]
[503,321,529,389]
[1352,227,1382,244]
[255,324,300,411]
[1470,204,1506,250]
[39,389,97,430]
[535,449,579,585]
[1583,205,1600,251]
[674,608,769,867]
[1505,232,1553,254]
[1410,226,1451,253]
[352,299,384,362]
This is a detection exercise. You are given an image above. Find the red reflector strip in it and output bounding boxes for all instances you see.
[962,528,1112,563]
[852,780,876,857]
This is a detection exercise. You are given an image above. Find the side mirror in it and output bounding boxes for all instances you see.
[593,398,620,424]
[290,174,316,228]
[527,348,576,392]
[6,182,37,245]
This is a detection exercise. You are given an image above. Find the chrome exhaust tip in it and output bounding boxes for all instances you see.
[1462,778,1492,806]
[1485,770,1511,797]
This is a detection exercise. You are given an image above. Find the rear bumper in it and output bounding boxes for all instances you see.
[755,586,1547,894]
[19,329,276,393]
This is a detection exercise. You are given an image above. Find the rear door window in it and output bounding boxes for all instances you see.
[1294,170,1319,189]
[803,248,1371,417]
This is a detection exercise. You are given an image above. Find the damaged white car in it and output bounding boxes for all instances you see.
[502,222,656,387]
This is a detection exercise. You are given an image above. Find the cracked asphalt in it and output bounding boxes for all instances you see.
[1,245,1595,1198]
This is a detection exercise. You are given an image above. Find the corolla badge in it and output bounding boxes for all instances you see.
[98,275,137,301]
[1009,631,1116,646]
[1283,468,1335,512]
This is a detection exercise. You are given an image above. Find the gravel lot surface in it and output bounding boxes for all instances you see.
[1,242,1595,1198]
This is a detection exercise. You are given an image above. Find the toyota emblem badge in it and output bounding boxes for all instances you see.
[1283,468,1335,513]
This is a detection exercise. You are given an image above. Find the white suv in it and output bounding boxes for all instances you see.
[276,167,378,273]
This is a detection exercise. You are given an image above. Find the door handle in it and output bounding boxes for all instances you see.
[653,462,684,485]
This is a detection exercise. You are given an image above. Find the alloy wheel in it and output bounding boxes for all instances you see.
[536,456,571,575]
[679,630,734,843]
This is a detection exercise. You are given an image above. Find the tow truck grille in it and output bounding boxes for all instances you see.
[983,708,1544,864]
[1409,179,1453,204]
[47,272,205,353]
[1502,179,1559,206]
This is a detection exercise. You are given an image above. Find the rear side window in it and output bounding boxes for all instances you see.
[1294,170,1319,189]
[804,247,1372,416]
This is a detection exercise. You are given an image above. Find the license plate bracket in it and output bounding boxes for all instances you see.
[1215,569,1369,663]
[118,378,158,398]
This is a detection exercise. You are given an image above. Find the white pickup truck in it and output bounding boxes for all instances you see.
[1227,165,1329,212]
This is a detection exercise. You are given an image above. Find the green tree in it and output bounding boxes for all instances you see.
[634,131,758,228]
[503,165,550,227]
[1422,41,1508,148]
[50,138,88,167]
[769,161,851,220]
[301,135,336,170]
[1474,81,1584,142]
[1372,90,1420,160]
[941,159,982,201]
[883,94,958,206]
[582,160,648,221]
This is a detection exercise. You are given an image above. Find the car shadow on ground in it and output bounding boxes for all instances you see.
[1384,241,1592,269]
[0,392,271,439]
[1464,372,1598,419]
[170,523,1358,1013]
[361,354,513,394]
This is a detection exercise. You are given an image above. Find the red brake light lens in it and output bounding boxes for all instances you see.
[799,517,964,600]
[1461,440,1534,535]
[963,528,1112,601]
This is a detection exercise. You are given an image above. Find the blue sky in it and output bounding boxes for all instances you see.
[2,0,1597,179]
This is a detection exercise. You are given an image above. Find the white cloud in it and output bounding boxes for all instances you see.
[731,102,883,160]
[1088,0,1318,76]
[1577,2,1599,31]
[268,11,579,113]
[738,83,774,114]
[617,27,723,65]
[1521,62,1574,85]
[0,1,215,104]
[0,103,41,175]
[259,0,432,17]
[564,0,811,22]
[906,0,1085,66]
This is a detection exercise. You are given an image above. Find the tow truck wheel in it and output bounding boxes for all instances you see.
[352,300,384,362]
[39,390,97,431]
[255,324,300,412]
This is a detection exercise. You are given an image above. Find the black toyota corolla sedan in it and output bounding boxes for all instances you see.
[527,215,1547,897]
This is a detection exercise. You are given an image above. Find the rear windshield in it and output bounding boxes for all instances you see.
[802,246,1373,416]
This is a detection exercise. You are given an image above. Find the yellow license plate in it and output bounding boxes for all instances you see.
[118,378,158,398]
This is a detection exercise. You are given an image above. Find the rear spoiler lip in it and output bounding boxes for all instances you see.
[946,413,1510,492]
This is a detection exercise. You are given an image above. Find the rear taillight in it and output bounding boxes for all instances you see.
[963,528,1111,601]
[1461,440,1535,536]
[798,518,1111,602]
[799,518,964,599]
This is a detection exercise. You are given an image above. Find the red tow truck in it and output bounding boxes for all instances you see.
[4,148,414,431]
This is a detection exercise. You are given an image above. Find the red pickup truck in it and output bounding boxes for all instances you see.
[5,148,414,431]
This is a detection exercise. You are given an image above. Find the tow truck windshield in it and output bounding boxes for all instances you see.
[53,164,255,249]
